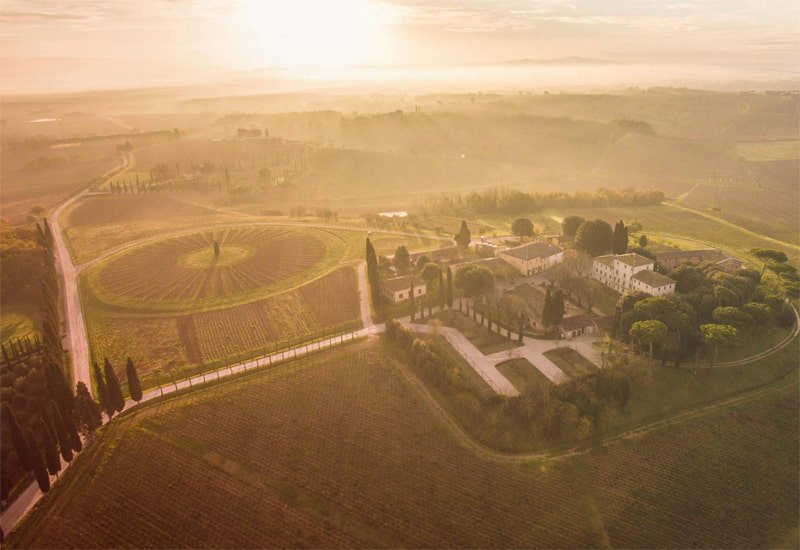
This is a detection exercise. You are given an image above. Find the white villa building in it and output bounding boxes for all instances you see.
[382,275,426,304]
[498,242,564,276]
[592,253,676,296]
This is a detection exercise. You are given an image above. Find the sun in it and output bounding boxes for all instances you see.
[235,0,386,68]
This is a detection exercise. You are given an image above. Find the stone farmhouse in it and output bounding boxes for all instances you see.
[382,275,426,304]
[498,242,564,276]
[654,249,743,273]
[593,253,676,296]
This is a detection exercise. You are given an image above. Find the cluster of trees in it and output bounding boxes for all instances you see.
[541,287,566,328]
[385,320,465,390]
[751,249,799,300]
[424,187,664,216]
[572,218,631,257]
[614,259,794,365]
[1,221,100,496]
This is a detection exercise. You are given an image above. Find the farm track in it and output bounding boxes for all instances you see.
[8,145,797,537]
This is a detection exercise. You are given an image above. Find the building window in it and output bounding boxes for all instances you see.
[398,292,404,299]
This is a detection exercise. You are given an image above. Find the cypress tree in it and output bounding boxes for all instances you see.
[542,287,552,327]
[365,238,377,268]
[37,418,61,476]
[49,403,73,462]
[3,404,32,471]
[438,271,445,309]
[45,362,74,417]
[446,267,454,308]
[454,220,471,251]
[26,430,50,493]
[104,358,126,413]
[63,410,82,452]
[93,361,113,418]
[126,357,143,403]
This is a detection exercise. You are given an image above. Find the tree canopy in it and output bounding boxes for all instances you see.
[454,220,471,250]
[575,219,613,257]
[561,216,586,238]
[511,218,534,240]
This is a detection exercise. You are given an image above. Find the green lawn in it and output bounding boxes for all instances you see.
[544,348,598,378]
[496,358,552,395]
[0,304,37,344]
[610,338,799,434]
[584,277,620,316]
[428,309,521,355]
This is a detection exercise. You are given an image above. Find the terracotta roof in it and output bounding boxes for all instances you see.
[594,255,615,267]
[615,253,655,267]
[382,275,425,292]
[500,241,563,261]
[632,269,675,288]
[560,315,594,331]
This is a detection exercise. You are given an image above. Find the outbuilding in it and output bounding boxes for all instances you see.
[382,275,426,304]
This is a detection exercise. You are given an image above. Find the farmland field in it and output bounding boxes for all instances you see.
[85,225,345,311]
[547,204,799,265]
[8,341,798,548]
[85,266,361,387]
[736,140,800,161]
[675,180,799,245]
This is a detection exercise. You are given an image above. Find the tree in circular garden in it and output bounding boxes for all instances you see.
[126,357,143,403]
[561,216,586,238]
[575,219,613,257]
[511,218,534,242]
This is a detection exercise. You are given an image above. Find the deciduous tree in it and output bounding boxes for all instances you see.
[73,381,103,438]
[700,324,738,367]
[511,218,534,241]
[629,319,668,359]
[393,245,411,274]
[575,219,613,257]
[561,215,585,238]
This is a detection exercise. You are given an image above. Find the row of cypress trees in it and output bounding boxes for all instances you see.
[91,357,142,420]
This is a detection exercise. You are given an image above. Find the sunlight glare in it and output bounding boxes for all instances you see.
[237,0,385,68]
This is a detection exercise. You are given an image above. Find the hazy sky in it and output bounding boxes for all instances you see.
[1,0,798,93]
